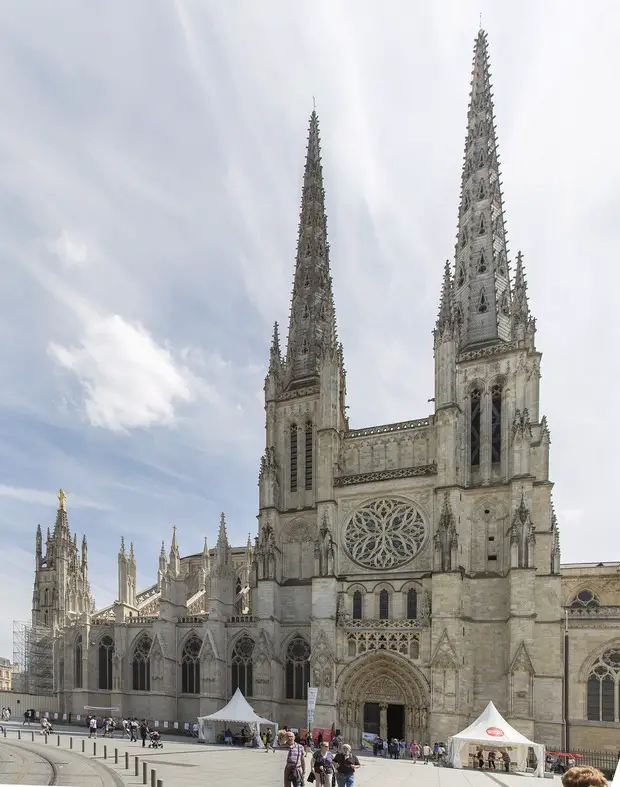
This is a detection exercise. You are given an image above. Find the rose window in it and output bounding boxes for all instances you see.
[343,498,426,570]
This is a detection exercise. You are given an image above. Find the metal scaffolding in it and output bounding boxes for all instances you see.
[12,621,55,696]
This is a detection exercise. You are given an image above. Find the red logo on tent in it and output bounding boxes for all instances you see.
[486,727,504,737]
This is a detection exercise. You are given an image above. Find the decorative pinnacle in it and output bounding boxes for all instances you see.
[435,260,454,334]
[58,489,66,511]
[268,321,282,375]
[129,542,135,563]
[119,536,126,557]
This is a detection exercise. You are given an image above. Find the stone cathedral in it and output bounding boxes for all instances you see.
[29,31,620,751]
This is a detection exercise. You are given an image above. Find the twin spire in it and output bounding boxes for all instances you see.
[436,29,535,350]
[268,110,339,392]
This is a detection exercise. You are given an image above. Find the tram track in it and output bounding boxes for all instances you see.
[0,740,58,785]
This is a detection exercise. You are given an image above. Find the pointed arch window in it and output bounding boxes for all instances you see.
[235,577,243,614]
[232,634,254,697]
[131,634,151,692]
[290,424,298,493]
[304,270,310,286]
[181,634,201,695]
[457,265,465,287]
[477,179,486,199]
[302,303,309,319]
[491,383,503,464]
[305,421,313,491]
[352,591,363,620]
[478,215,486,235]
[478,290,488,313]
[98,635,114,691]
[44,588,49,606]
[406,589,418,620]
[462,192,471,213]
[285,636,311,700]
[477,249,487,273]
[74,634,83,689]
[301,337,309,354]
[496,251,506,277]
[571,590,600,609]
[379,589,389,620]
[477,149,485,168]
[460,229,468,248]
[587,649,620,722]
[500,291,510,316]
[470,388,482,468]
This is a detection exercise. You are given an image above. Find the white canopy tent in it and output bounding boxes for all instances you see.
[611,757,620,785]
[196,688,277,745]
[447,701,545,778]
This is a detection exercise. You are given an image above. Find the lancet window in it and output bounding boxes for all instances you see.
[478,290,488,313]
[478,249,487,273]
[352,591,363,620]
[478,179,486,199]
[457,265,465,287]
[74,634,83,689]
[478,215,486,235]
[231,634,254,698]
[470,388,482,468]
[131,634,151,692]
[181,634,201,695]
[285,636,311,700]
[290,424,298,493]
[587,649,620,722]
[407,588,418,620]
[98,635,114,691]
[491,383,503,464]
[379,589,389,620]
[305,421,313,490]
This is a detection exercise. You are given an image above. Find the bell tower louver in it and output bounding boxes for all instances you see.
[452,29,512,349]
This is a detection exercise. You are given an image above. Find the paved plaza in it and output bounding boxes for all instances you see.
[0,722,560,787]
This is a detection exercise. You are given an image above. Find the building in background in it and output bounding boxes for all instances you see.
[21,29,619,751]
[0,658,12,692]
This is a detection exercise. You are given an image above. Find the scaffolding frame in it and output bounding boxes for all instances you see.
[13,621,55,696]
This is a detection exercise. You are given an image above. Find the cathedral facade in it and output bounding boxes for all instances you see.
[29,31,620,751]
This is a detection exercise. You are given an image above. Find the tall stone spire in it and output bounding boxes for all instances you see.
[511,251,535,343]
[434,260,456,340]
[284,110,338,389]
[452,29,512,349]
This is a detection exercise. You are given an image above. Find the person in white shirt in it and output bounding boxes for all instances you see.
[422,744,432,764]
[88,716,98,739]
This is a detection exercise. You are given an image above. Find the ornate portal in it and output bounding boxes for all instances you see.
[343,498,426,570]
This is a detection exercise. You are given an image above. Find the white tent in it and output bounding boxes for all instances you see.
[196,688,277,745]
[610,757,620,785]
[447,701,545,778]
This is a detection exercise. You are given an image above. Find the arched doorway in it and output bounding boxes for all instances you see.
[337,651,429,745]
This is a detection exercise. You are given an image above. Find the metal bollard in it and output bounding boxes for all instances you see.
[93,741,97,756]
[157,780,163,787]
[125,752,129,770]
[70,737,73,749]
[57,735,61,746]
[150,769,156,787]
[82,739,85,753]
[104,744,107,759]
[2,728,5,737]
[115,748,118,764]
[17,730,21,740]
[31,731,34,742]
[143,761,148,785]
[135,756,139,776]
[45,733,48,744]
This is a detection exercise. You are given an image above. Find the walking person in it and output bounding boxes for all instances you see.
[311,741,335,787]
[283,730,306,787]
[333,744,360,787]
[422,743,431,764]
[130,719,138,742]
[88,716,97,739]
[265,727,275,753]
[139,720,149,748]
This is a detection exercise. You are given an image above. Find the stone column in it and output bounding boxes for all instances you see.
[379,703,388,740]
[405,705,414,743]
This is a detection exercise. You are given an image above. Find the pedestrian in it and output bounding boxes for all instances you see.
[284,730,306,787]
[333,744,360,787]
[312,741,335,787]
[139,720,148,748]
[265,727,275,754]
[88,716,97,739]
[130,719,138,742]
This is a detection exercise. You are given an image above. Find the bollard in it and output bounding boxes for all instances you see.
[18,730,21,740]
[93,741,97,757]
[134,756,139,776]
[45,733,48,744]
[70,737,73,750]
[143,761,148,785]
[2,728,5,737]
[57,735,61,746]
[157,780,163,787]
[125,752,129,770]
[150,768,156,787]
[81,739,85,753]
[115,748,118,764]
[104,744,107,760]
[31,731,34,742]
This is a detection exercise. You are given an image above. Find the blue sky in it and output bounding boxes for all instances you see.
[0,0,618,659]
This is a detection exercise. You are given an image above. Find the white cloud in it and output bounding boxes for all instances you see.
[0,485,108,510]
[48,313,193,432]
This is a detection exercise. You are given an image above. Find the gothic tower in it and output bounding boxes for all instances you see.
[256,110,346,713]
[32,490,91,632]
[431,29,562,745]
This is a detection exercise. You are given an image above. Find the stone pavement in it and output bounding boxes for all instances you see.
[0,725,562,787]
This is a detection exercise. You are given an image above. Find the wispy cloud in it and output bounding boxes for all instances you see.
[0,485,108,510]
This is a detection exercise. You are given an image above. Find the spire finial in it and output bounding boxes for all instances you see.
[58,489,66,510]
[451,29,512,350]
[479,12,483,30]
[312,95,316,111]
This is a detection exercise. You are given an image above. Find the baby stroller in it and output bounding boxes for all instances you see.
[148,730,163,749]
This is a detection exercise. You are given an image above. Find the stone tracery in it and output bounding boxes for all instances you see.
[343,498,426,570]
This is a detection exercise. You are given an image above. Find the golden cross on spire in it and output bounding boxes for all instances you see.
[58,488,66,510]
